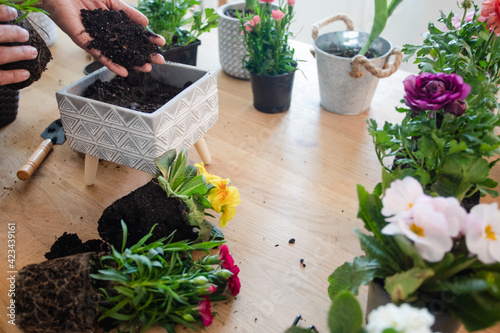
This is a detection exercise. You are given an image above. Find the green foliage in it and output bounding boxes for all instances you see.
[358,0,404,56]
[239,0,298,75]
[327,292,364,333]
[137,0,219,48]
[0,0,47,22]
[327,184,500,331]
[90,221,230,332]
[368,107,500,201]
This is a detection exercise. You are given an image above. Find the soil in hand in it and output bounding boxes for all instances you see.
[81,9,159,70]
[98,180,199,250]
[45,232,110,260]
[83,70,190,113]
[0,14,52,90]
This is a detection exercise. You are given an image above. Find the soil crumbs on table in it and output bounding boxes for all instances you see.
[81,9,159,70]
[83,71,191,113]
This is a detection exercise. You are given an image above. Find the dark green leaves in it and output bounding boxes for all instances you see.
[328,292,364,333]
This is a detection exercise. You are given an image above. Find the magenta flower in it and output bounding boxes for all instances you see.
[218,245,241,296]
[271,9,285,21]
[197,297,213,326]
[259,0,274,3]
[288,0,296,5]
[403,73,471,114]
[218,244,235,267]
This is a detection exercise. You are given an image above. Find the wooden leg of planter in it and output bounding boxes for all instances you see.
[194,137,211,165]
[84,154,99,186]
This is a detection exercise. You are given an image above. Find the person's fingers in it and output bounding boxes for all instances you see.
[0,46,37,65]
[150,53,164,65]
[0,69,30,86]
[0,25,29,43]
[133,63,152,73]
[150,35,166,47]
[116,2,149,27]
[0,5,19,22]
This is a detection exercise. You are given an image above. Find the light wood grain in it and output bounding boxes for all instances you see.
[0,27,499,333]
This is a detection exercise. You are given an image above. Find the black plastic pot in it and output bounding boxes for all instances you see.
[162,39,201,66]
[249,70,295,113]
[0,86,19,128]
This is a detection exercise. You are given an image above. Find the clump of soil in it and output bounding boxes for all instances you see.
[45,232,110,260]
[83,71,190,113]
[16,252,113,332]
[324,44,378,59]
[0,13,52,90]
[98,179,199,249]
[81,9,159,70]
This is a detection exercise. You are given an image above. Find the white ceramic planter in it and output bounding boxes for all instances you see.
[217,2,250,80]
[56,63,218,174]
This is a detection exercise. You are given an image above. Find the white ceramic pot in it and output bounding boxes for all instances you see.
[217,2,250,80]
[56,63,219,174]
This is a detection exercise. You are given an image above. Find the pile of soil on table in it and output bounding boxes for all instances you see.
[81,9,159,70]
[98,180,199,249]
[83,71,190,113]
[0,13,52,90]
[45,232,110,260]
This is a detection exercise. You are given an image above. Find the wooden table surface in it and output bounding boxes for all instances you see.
[1,28,499,333]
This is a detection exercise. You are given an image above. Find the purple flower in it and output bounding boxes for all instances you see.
[403,73,471,114]
[445,99,467,117]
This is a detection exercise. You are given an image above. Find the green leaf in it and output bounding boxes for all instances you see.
[169,149,188,191]
[284,328,311,333]
[176,175,207,196]
[446,292,500,331]
[154,149,177,178]
[384,267,434,302]
[355,230,400,273]
[393,235,425,268]
[328,292,364,333]
[196,220,213,243]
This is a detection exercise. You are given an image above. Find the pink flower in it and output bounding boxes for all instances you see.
[451,11,475,29]
[259,0,274,3]
[271,9,285,21]
[218,244,235,267]
[479,0,500,35]
[197,297,213,326]
[288,0,296,5]
[252,15,261,24]
[245,24,253,32]
[218,245,241,296]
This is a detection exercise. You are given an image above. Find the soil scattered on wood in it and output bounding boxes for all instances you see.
[0,14,52,90]
[45,232,110,260]
[98,180,199,249]
[83,71,191,113]
[81,9,159,70]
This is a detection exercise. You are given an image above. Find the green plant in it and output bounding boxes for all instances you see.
[154,149,241,241]
[0,0,48,22]
[91,221,241,332]
[239,0,298,75]
[358,0,404,56]
[137,0,218,49]
[327,177,500,332]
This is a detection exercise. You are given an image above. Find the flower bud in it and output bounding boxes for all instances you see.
[215,269,233,279]
[190,276,209,285]
[198,284,217,295]
[445,99,467,117]
[203,255,222,265]
[183,314,196,322]
[461,0,472,9]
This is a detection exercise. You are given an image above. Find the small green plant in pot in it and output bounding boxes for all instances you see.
[137,0,218,65]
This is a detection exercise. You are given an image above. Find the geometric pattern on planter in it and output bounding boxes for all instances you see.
[218,2,250,80]
[56,63,219,174]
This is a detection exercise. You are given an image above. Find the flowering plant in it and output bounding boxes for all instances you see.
[328,177,500,331]
[137,0,218,49]
[91,221,241,332]
[155,149,241,241]
[368,71,500,202]
[239,0,297,75]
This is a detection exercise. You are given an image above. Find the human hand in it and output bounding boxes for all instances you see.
[0,5,38,86]
[41,0,166,77]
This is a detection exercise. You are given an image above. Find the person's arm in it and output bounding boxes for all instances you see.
[39,0,165,77]
[0,5,38,86]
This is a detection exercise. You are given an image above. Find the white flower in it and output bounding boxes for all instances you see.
[419,196,467,237]
[366,303,435,333]
[381,177,425,220]
[465,203,500,264]
[382,200,454,262]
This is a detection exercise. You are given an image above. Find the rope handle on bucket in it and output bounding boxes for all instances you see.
[349,47,403,78]
[311,14,354,40]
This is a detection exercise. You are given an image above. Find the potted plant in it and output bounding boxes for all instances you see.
[239,0,298,113]
[327,176,500,332]
[137,0,219,66]
[98,149,241,249]
[0,0,52,128]
[217,0,258,80]
[311,0,403,115]
[16,221,241,332]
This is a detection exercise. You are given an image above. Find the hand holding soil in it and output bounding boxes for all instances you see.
[40,0,166,77]
[0,5,40,86]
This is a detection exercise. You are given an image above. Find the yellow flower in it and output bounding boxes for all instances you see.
[194,162,221,184]
[207,179,241,227]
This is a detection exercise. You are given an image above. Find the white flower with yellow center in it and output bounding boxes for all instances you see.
[381,177,425,221]
[366,303,435,333]
[465,203,500,264]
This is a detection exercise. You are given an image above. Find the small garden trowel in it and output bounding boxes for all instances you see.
[17,119,66,181]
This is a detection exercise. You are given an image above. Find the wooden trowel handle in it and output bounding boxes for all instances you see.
[17,138,54,181]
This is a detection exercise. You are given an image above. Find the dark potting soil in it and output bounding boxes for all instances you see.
[81,9,159,70]
[0,14,52,90]
[83,71,190,113]
[98,179,199,250]
[44,232,110,260]
[324,45,378,59]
